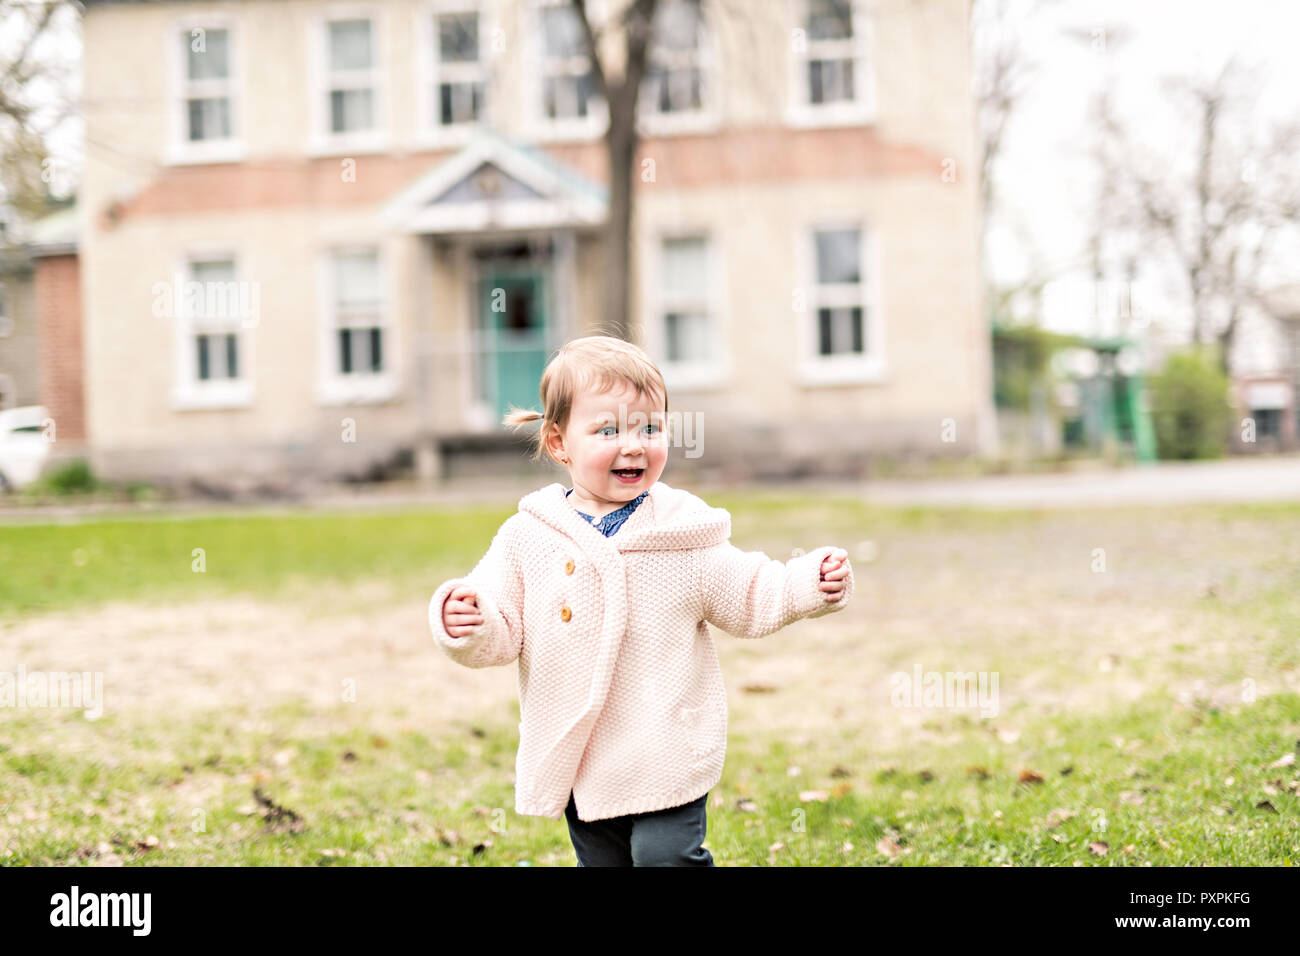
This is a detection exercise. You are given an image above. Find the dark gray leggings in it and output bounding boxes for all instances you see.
[564,790,716,867]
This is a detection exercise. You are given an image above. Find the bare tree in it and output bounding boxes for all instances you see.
[973,0,1029,246]
[971,0,1070,330]
[971,0,1067,263]
[0,0,79,222]
[1091,59,1300,374]
[570,0,659,341]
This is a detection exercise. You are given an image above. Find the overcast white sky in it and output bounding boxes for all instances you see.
[981,0,1300,339]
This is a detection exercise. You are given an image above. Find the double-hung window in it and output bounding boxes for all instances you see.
[438,7,485,126]
[651,234,728,389]
[172,255,255,409]
[418,2,489,144]
[640,0,713,133]
[788,0,874,126]
[169,21,244,163]
[535,0,606,138]
[313,10,386,153]
[798,224,884,385]
[318,247,396,404]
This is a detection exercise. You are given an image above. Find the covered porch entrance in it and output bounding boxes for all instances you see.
[382,131,607,475]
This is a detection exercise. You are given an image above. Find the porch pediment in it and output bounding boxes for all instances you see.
[382,130,607,234]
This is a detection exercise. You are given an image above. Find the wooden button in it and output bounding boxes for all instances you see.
[564,558,575,575]
[560,605,572,622]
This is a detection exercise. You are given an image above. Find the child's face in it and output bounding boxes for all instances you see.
[549,379,668,511]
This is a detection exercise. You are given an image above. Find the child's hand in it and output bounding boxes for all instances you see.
[819,549,850,603]
[443,586,484,638]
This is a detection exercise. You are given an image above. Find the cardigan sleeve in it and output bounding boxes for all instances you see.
[428,514,525,669]
[698,542,854,639]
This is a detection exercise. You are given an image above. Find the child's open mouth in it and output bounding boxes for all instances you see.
[611,468,644,483]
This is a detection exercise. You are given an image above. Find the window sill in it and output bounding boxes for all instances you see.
[315,375,400,406]
[796,358,886,387]
[637,110,722,139]
[410,124,484,152]
[529,117,608,144]
[164,141,249,166]
[307,133,392,158]
[171,382,254,410]
[785,103,876,129]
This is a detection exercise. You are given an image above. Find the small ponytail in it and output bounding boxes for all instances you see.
[502,406,543,427]
[502,406,554,462]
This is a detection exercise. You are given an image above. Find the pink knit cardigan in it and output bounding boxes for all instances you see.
[428,480,855,822]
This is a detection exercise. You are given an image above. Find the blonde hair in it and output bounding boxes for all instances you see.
[503,334,671,464]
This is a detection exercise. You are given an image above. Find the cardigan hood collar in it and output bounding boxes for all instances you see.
[518,480,730,552]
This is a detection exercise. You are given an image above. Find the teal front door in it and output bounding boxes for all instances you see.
[478,268,549,423]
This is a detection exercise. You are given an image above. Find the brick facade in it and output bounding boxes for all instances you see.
[34,252,87,444]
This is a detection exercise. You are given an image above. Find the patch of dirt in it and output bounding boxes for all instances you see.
[0,584,518,731]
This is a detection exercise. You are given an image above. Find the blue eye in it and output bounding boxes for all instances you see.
[598,424,660,436]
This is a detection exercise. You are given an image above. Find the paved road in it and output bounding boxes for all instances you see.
[854,455,1300,509]
[4,455,1300,522]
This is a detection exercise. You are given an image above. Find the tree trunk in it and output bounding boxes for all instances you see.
[569,0,656,343]
[1218,307,1239,378]
[602,114,638,341]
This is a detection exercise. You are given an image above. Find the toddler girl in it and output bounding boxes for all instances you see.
[430,335,853,866]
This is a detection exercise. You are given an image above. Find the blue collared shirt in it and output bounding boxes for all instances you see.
[566,487,648,537]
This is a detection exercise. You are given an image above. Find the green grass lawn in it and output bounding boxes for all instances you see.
[2,493,1298,865]
[2,692,1295,866]
[0,506,511,619]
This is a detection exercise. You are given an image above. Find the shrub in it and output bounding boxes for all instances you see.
[1148,346,1230,460]
[41,459,100,494]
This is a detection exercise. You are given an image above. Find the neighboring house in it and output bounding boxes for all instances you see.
[0,204,87,460]
[1229,285,1300,452]
[0,244,38,413]
[78,0,994,486]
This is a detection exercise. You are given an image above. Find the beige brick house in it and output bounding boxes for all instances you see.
[77,0,994,486]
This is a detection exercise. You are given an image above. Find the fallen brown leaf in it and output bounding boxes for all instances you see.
[876,836,902,859]
[1046,808,1076,829]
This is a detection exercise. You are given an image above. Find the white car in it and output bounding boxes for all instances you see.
[0,405,52,492]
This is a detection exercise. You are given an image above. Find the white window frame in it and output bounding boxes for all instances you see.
[530,0,608,142]
[786,0,875,128]
[643,229,731,390]
[415,0,493,149]
[795,220,885,386]
[316,243,399,405]
[170,247,256,410]
[637,0,721,137]
[309,5,390,156]
[166,15,246,165]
